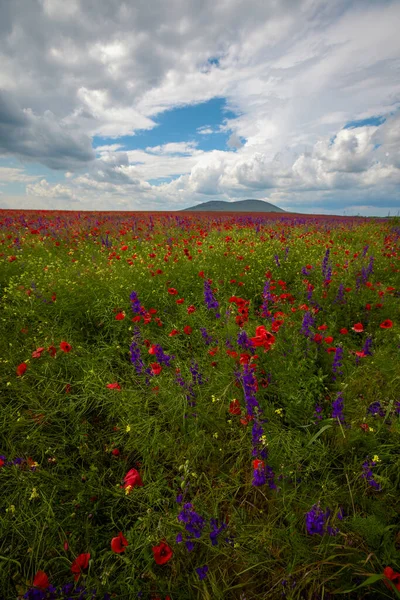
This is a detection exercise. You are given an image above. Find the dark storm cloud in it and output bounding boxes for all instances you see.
[0,90,95,169]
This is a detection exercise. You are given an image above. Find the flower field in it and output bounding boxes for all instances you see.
[0,209,399,600]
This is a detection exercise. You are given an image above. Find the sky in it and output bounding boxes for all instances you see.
[0,0,400,216]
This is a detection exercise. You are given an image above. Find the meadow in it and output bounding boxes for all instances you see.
[0,209,399,600]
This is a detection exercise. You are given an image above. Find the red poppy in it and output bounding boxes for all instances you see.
[187,305,196,314]
[152,541,173,565]
[352,323,364,333]
[150,363,162,376]
[168,288,178,295]
[111,531,129,554]
[65,383,71,394]
[380,319,393,329]
[16,363,27,377]
[229,399,241,415]
[252,459,264,470]
[176,298,184,304]
[60,341,72,353]
[71,553,90,582]
[324,336,334,344]
[383,566,400,591]
[339,328,348,335]
[360,423,369,431]
[106,382,121,390]
[318,324,328,331]
[198,271,205,278]
[115,312,125,320]
[169,329,180,336]
[313,334,323,344]
[183,325,192,335]
[33,570,49,590]
[111,448,120,456]
[123,468,143,492]
[32,347,45,359]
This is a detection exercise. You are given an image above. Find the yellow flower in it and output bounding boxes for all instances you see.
[372,455,381,463]
[275,408,283,416]
[125,424,131,433]
[29,488,39,501]
[125,485,132,495]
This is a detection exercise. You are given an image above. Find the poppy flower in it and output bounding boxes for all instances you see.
[169,329,180,336]
[111,448,120,456]
[152,541,173,565]
[111,531,129,554]
[168,288,178,295]
[324,336,334,344]
[352,323,364,333]
[106,382,121,390]
[71,553,90,582]
[317,324,328,331]
[183,325,192,335]
[187,305,196,314]
[16,363,27,377]
[115,312,125,320]
[380,319,393,329]
[176,298,184,304]
[33,570,49,590]
[253,459,264,470]
[123,468,143,492]
[150,363,162,376]
[383,566,400,591]
[229,399,241,415]
[60,341,72,353]
[340,328,348,335]
[32,347,45,359]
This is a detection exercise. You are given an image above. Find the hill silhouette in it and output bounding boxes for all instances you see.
[181,199,285,212]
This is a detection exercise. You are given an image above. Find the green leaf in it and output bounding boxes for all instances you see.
[307,424,332,447]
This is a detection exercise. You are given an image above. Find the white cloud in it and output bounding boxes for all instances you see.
[0,167,40,183]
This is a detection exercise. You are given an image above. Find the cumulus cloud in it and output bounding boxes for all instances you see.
[26,179,79,200]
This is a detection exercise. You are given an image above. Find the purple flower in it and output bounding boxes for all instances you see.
[332,346,344,381]
[209,519,227,546]
[129,290,142,314]
[332,391,344,422]
[178,503,206,540]
[333,283,345,304]
[196,565,209,581]
[321,248,330,278]
[204,280,219,311]
[313,404,323,423]
[237,330,253,350]
[367,401,385,417]
[200,327,213,345]
[305,503,338,536]
[361,458,381,491]
[362,336,373,357]
[301,311,315,338]
[274,255,281,267]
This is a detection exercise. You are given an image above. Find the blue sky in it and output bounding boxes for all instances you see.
[0,0,399,215]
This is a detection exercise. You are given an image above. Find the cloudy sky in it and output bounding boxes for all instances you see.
[0,0,399,215]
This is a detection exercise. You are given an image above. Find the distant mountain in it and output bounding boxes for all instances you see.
[181,199,285,212]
